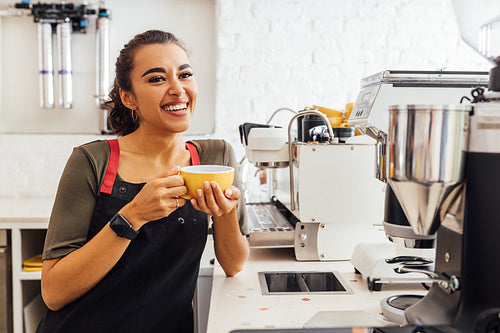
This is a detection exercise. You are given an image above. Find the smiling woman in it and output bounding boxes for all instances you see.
[35,30,249,333]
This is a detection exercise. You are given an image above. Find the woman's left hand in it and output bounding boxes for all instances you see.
[190,181,240,217]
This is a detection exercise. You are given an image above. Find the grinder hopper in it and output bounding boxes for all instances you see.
[387,104,471,235]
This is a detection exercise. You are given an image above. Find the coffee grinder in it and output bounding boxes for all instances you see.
[383,1,500,330]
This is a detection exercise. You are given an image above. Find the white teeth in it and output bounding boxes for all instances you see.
[162,103,187,111]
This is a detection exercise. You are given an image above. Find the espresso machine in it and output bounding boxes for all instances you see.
[378,1,500,331]
[240,107,388,261]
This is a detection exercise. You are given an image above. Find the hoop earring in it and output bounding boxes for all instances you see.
[130,109,138,122]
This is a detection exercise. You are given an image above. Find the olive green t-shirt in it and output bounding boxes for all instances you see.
[42,139,247,261]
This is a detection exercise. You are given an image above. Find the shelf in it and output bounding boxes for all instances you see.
[19,270,42,281]
[2,223,47,333]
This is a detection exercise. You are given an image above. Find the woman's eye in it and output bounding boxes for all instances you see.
[148,76,165,83]
[179,72,193,79]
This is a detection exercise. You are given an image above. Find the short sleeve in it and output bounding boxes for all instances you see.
[42,146,102,260]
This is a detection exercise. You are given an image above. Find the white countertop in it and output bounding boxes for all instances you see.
[207,247,427,333]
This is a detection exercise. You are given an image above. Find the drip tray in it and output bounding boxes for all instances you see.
[258,271,353,295]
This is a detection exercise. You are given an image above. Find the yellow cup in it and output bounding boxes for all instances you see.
[179,165,234,199]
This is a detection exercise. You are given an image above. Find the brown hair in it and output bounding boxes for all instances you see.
[105,30,188,136]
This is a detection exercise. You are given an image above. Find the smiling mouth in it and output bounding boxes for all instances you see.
[162,103,188,112]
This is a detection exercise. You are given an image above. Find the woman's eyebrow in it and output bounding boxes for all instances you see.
[141,64,192,78]
[141,67,166,77]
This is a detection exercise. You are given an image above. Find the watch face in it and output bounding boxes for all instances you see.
[110,214,139,240]
[111,215,131,236]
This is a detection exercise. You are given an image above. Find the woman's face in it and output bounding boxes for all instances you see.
[122,43,198,135]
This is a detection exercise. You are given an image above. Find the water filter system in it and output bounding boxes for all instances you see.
[10,1,111,121]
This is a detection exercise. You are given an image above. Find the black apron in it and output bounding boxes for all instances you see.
[37,140,208,333]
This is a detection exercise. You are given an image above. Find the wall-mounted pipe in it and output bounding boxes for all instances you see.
[37,21,54,109]
[95,5,111,133]
[56,19,73,109]
[96,7,110,108]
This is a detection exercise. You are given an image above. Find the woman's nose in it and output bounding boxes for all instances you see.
[168,79,185,96]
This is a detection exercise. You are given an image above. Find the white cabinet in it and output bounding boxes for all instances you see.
[0,218,48,333]
[195,236,215,333]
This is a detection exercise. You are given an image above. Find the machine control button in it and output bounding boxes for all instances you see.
[450,275,460,291]
[439,280,450,292]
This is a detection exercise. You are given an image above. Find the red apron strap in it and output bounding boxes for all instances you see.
[100,139,120,194]
[185,142,200,166]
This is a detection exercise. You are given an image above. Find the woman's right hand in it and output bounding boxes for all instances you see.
[118,166,187,229]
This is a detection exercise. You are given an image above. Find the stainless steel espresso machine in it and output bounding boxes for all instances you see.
[240,109,388,261]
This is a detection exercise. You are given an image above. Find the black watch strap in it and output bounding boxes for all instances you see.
[109,213,140,240]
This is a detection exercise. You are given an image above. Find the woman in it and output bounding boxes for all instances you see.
[37,30,249,333]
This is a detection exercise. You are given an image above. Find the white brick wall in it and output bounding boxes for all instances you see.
[0,134,105,198]
[0,0,492,198]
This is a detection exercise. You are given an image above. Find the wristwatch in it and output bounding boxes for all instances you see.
[109,213,140,240]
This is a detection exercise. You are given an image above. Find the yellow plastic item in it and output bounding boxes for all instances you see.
[328,117,343,127]
[310,105,343,128]
[308,103,355,129]
[23,266,42,272]
[312,105,343,118]
[23,254,42,271]
[344,102,354,121]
